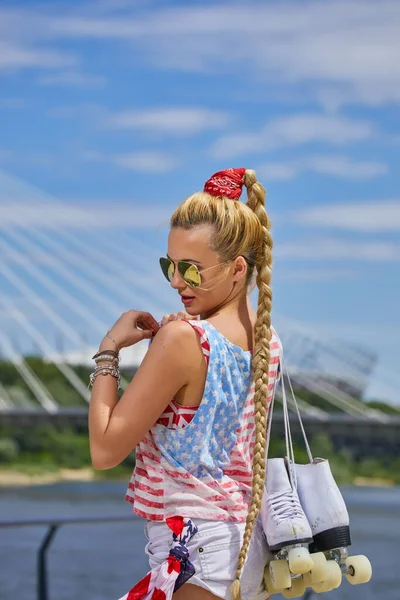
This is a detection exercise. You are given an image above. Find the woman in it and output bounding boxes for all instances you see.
[88,168,282,600]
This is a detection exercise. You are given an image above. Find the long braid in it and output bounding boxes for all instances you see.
[231,170,273,600]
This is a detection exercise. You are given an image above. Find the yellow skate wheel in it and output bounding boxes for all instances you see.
[281,578,306,598]
[325,560,342,590]
[263,568,280,596]
[269,559,292,590]
[288,546,314,574]
[312,560,342,593]
[308,552,328,584]
[345,555,372,585]
[311,580,332,593]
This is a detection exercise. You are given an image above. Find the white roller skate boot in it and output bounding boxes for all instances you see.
[296,458,372,592]
[261,458,314,592]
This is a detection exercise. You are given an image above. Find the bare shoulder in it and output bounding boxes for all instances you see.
[145,319,203,365]
[152,319,198,344]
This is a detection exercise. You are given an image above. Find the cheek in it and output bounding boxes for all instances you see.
[198,280,231,301]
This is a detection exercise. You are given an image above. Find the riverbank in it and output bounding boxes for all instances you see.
[0,466,396,488]
[0,466,132,487]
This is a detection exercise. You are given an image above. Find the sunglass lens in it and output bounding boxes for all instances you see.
[179,262,201,287]
[159,257,174,282]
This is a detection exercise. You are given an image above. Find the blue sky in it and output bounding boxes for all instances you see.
[0,0,399,405]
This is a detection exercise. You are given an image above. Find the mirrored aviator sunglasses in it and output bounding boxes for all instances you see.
[159,257,202,288]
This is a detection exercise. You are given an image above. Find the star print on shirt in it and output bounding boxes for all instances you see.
[151,320,255,479]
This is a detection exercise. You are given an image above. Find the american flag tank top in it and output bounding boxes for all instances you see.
[125,319,282,522]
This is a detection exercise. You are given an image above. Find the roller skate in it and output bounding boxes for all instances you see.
[262,357,372,598]
[296,458,372,594]
[260,458,314,594]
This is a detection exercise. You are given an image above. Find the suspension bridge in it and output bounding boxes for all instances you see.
[0,169,399,456]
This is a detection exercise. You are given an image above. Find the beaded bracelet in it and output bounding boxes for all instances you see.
[92,364,120,376]
[89,365,121,389]
[89,370,121,390]
[94,354,119,365]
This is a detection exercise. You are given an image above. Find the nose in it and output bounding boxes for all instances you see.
[170,267,185,290]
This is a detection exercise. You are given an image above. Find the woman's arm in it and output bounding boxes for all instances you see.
[88,320,200,470]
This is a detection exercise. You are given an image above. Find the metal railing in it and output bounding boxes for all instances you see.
[1,515,318,600]
[0,515,133,600]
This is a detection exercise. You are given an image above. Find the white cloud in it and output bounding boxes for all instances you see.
[276,238,400,262]
[48,103,105,121]
[80,149,179,173]
[43,2,400,107]
[212,114,373,159]
[0,202,173,229]
[38,70,106,87]
[260,164,298,181]
[107,107,230,136]
[0,41,75,71]
[112,152,178,173]
[258,155,387,181]
[305,156,387,179]
[295,200,400,232]
[1,2,400,107]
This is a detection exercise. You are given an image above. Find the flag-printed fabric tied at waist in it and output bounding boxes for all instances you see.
[119,516,198,600]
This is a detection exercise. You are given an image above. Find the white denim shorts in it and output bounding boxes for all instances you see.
[144,517,271,600]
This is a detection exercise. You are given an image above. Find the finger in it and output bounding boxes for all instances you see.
[138,312,160,332]
[139,329,153,340]
[150,318,160,331]
[176,311,191,320]
[135,310,159,326]
[145,315,160,332]
[164,314,178,324]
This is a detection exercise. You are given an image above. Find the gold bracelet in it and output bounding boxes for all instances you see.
[105,331,119,349]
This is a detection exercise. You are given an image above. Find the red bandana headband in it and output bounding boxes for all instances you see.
[203,168,246,200]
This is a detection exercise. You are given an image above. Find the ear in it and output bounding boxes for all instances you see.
[232,256,248,282]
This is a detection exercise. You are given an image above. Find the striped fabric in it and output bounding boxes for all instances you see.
[126,320,282,522]
[118,517,198,600]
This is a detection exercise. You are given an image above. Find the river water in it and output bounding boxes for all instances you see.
[0,482,398,600]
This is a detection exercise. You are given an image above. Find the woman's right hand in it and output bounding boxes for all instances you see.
[103,310,160,350]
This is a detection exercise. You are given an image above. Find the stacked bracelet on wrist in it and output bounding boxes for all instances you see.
[92,349,120,366]
[89,349,121,389]
[92,349,119,361]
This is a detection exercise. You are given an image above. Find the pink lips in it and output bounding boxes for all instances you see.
[181,295,195,305]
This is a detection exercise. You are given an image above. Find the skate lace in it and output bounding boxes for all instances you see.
[269,489,304,520]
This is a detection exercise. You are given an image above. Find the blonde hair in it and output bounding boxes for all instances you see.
[171,170,272,600]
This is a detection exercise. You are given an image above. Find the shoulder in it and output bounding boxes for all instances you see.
[147,319,204,362]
